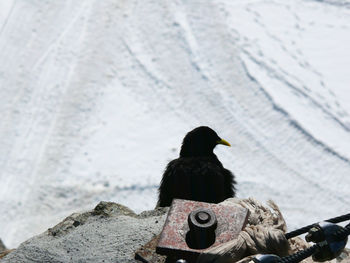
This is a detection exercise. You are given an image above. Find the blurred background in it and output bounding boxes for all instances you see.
[0,0,349,248]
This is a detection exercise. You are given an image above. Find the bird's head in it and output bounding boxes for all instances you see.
[179,126,231,157]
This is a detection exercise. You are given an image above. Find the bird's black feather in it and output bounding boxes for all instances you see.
[157,126,236,207]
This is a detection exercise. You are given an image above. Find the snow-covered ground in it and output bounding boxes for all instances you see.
[0,0,349,248]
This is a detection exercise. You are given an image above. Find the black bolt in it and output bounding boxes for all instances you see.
[186,208,217,249]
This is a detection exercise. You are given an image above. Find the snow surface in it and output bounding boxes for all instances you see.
[0,0,349,248]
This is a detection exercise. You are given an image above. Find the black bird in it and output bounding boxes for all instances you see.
[157,126,236,207]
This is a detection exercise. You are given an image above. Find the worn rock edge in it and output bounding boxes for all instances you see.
[0,201,169,263]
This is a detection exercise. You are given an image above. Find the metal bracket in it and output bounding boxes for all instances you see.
[156,199,249,261]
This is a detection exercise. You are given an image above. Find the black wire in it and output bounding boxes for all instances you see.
[278,220,350,263]
[285,213,350,239]
[277,244,319,263]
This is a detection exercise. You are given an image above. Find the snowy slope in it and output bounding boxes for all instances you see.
[0,0,349,247]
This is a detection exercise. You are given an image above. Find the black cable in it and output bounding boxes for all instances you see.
[254,218,350,263]
[278,221,350,263]
[254,220,350,263]
[285,213,350,239]
[277,244,319,263]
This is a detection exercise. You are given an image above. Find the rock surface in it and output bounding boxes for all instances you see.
[0,240,5,253]
[1,199,349,263]
[0,201,168,263]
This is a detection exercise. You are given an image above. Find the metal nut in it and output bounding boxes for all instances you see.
[186,208,217,249]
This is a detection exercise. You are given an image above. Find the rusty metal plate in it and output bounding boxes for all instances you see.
[135,235,166,263]
[156,199,249,260]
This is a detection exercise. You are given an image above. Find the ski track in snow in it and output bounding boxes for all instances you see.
[0,0,349,248]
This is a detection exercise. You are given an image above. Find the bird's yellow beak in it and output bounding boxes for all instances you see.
[217,139,231,147]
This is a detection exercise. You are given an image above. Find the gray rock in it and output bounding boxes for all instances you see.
[0,201,169,263]
[0,239,6,253]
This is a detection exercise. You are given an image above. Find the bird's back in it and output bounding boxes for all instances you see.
[157,156,235,207]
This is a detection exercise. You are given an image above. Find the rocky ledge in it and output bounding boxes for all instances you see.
[0,199,349,263]
[0,202,168,263]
